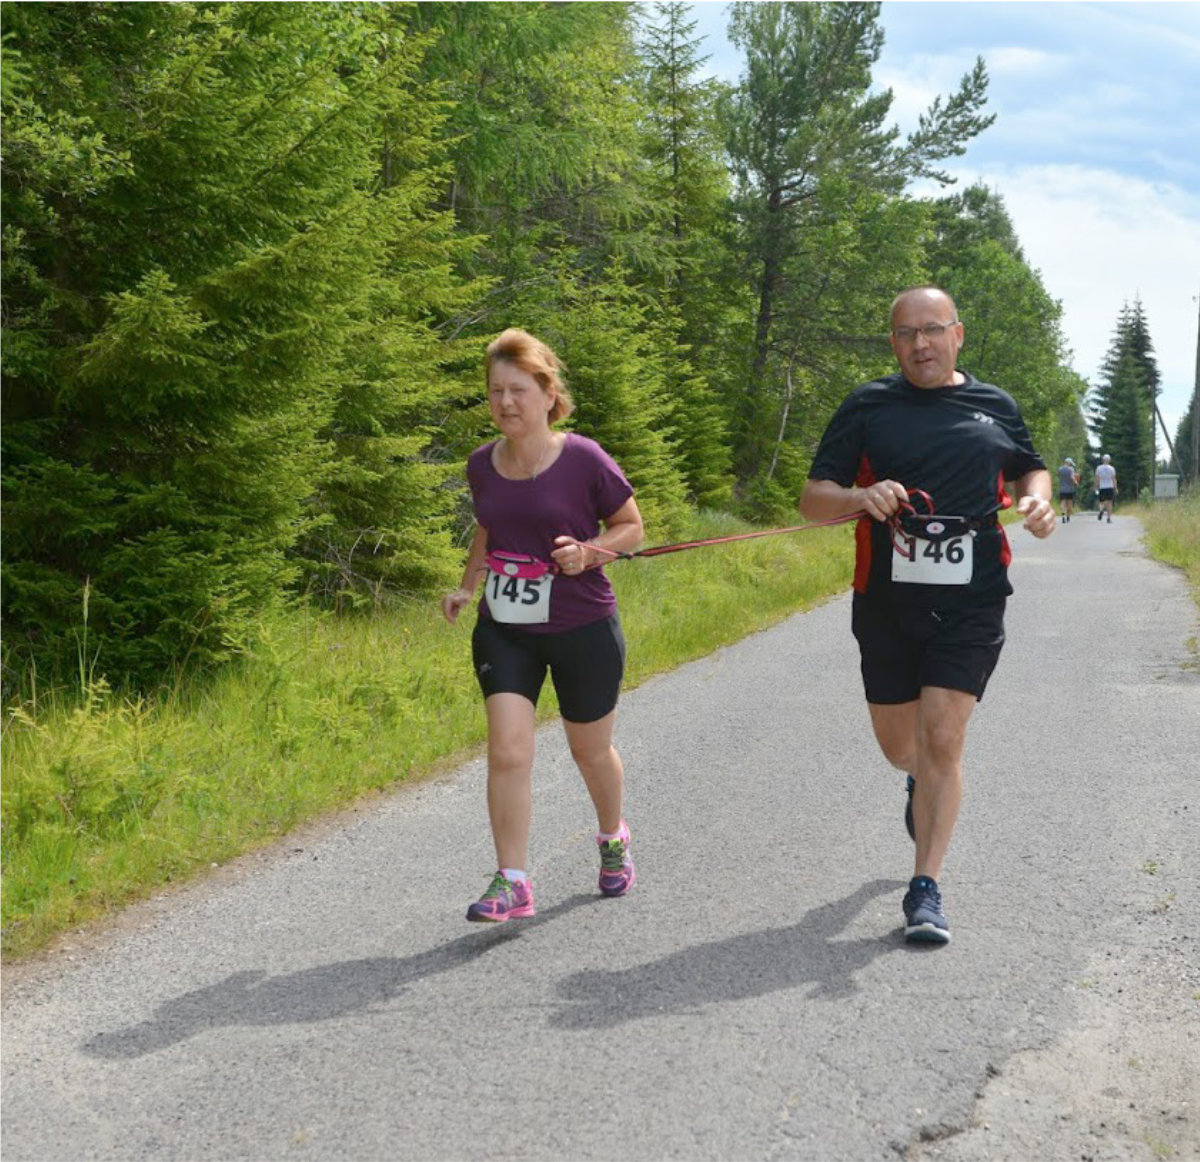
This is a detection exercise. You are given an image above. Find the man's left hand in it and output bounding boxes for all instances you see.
[1017,494,1055,538]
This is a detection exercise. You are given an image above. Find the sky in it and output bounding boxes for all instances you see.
[686,1,1200,450]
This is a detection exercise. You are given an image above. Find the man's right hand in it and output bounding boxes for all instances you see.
[855,480,910,522]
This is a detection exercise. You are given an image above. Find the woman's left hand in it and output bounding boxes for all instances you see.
[552,536,591,574]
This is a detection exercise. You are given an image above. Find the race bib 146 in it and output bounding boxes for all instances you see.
[891,525,974,586]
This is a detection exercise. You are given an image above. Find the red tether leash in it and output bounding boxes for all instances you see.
[887,488,934,561]
[578,488,935,567]
[584,511,863,563]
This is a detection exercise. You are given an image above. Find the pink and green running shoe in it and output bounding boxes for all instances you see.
[466,872,536,923]
[597,821,636,897]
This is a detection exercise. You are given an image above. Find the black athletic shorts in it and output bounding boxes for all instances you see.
[1098,488,1114,502]
[471,614,626,724]
[1058,490,1075,501]
[851,594,1006,704]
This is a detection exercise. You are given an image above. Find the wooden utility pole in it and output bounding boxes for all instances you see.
[1192,289,1199,485]
[1151,371,1157,499]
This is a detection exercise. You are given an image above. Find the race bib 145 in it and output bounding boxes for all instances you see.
[484,552,553,624]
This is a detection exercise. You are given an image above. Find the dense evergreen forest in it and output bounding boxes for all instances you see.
[1,1,1089,694]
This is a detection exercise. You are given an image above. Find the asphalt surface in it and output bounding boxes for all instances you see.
[3,512,1198,1162]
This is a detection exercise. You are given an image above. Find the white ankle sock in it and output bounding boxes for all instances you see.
[500,867,528,883]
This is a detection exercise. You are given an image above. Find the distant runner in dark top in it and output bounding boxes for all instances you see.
[1057,457,1080,522]
[799,286,1056,945]
[442,328,644,924]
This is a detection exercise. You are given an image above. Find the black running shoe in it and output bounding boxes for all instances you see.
[903,876,950,943]
[904,775,915,842]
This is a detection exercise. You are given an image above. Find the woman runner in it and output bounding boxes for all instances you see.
[442,328,644,922]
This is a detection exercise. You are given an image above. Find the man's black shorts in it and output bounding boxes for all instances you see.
[471,614,625,723]
[1058,490,1075,501]
[851,595,1006,704]
[1098,488,1115,502]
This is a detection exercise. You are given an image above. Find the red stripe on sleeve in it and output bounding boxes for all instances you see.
[853,456,877,594]
[996,471,1013,567]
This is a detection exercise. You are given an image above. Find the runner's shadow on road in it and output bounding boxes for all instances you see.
[82,893,599,1059]
[551,878,906,1031]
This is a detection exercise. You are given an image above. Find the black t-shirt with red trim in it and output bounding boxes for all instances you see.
[808,371,1045,606]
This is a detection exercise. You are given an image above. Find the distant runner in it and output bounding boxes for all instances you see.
[1058,457,1080,522]
[1095,454,1117,523]
[799,286,1055,945]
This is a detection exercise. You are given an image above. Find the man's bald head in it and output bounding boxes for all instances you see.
[890,286,959,330]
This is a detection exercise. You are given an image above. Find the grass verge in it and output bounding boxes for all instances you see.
[1136,490,1200,610]
[2,511,855,959]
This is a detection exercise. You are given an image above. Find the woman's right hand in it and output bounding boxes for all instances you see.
[442,589,474,624]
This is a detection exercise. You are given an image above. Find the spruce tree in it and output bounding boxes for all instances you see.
[292,12,483,609]
[1172,387,1198,484]
[1090,301,1159,498]
[406,2,644,296]
[1095,349,1152,498]
[634,2,735,507]
[529,271,690,538]
[637,2,730,295]
[1,4,469,688]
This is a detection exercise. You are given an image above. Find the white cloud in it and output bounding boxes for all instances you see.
[1079,2,1200,57]
[985,46,1067,77]
[877,46,1066,116]
[875,54,976,128]
[955,162,1200,434]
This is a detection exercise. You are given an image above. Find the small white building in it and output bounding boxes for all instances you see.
[1153,474,1180,499]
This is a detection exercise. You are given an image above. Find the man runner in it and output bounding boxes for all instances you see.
[799,286,1055,944]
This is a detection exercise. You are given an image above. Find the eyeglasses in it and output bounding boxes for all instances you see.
[891,320,959,343]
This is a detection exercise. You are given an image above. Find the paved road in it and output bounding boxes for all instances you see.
[3,514,1198,1162]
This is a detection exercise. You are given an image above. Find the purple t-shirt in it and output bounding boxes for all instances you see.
[467,432,634,633]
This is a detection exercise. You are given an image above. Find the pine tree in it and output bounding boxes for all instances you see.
[721,1,993,487]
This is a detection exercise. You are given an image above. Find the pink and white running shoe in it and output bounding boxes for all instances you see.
[466,872,536,923]
[597,821,636,898]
